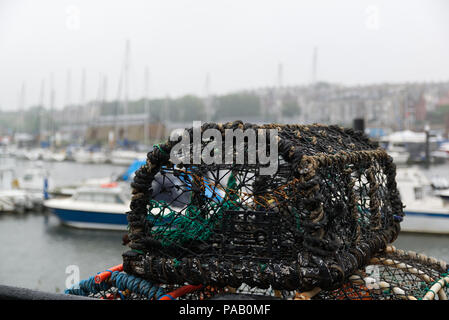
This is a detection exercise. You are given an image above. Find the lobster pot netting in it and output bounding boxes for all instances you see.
[65,246,449,300]
[123,121,404,292]
[308,246,449,300]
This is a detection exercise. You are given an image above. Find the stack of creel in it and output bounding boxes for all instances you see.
[65,246,449,300]
[65,121,449,300]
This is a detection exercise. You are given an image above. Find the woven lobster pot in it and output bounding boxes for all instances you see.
[123,121,404,292]
[305,246,449,300]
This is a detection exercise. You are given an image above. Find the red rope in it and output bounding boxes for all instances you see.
[159,284,203,300]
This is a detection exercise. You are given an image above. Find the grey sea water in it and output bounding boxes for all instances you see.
[0,157,127,293]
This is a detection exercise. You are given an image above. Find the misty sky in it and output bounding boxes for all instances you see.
[0,0,448,111]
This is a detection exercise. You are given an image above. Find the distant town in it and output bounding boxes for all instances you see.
[1,80,449,148]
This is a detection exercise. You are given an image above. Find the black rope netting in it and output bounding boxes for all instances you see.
[66,245,449,300]
[122,121,404,292]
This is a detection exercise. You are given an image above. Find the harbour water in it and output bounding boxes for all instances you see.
[0,157,128,293]
[0,213,124,293]
[0,157,449,293]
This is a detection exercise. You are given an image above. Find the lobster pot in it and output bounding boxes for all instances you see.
[308,246,449,300]
[123,121,404,292]
[65,246,449,300]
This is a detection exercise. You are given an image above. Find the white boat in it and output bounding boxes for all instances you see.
[379,130,446,164]
[0,166,45,212]
[44,185,131,230]
[44,161,192,230]
[396,167,449,234]
[51,159,146,197]
[379,141,409,165]
[379,132,415,165]
[73,148,108,164]
[41,149,54,162]
[110,150,147,166]
[47,150,67,162]
[0,189,35,212]
[24,149,43,161]
[12,148,29,160]
[72,149,92,163]
[435,189,449,201]
[0,144,15,157]
[91,151,108,164]
[438,142,449,154]
[388,149,410,165]
[430,176,449,190]
[53,178,124,197]
[16,167,51,190]
[53,153,66,162]
[433,142,449,161]
[15,166,52,208]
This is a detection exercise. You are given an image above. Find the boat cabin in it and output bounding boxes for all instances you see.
[72,187,130,205]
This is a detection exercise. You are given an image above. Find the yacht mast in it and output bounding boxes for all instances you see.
[312,46,318,84]
[143,66,150,146]
[64,69,71,135]
[38,79,45,145]
[102,75,108,108]
[123,39,130,142]
[49,73,55,148]
[204,73,211,122]
[89,72,104,139]
[79,68,86,143]
[17,82,26,133]
[276,63,283,122]
[157,95,169,142]
[114,56,124,146]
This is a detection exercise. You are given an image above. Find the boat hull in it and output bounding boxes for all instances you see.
[401,210,449,234]
[48,207,128,231]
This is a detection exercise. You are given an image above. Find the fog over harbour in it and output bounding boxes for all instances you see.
[1,0,449,110]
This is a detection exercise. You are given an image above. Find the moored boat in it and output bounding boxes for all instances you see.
[0,189,34,212]
[44,185,130,230]
[0,165,49,212]
[396,166,449,234]
[110,149,146,166]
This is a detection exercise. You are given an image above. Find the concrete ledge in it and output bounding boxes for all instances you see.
[0,285,96,300]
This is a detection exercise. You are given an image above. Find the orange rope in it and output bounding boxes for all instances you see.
[94,264,124,284]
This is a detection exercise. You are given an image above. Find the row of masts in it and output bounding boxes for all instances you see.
[14,41,318,145]
[15,40,155,147]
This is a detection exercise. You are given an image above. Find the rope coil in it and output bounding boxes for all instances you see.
[65,269,165,300]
